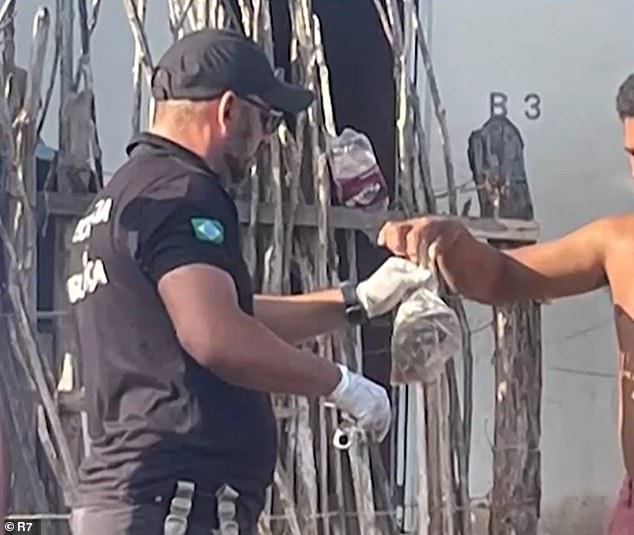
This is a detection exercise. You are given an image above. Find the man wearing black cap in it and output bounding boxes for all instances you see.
[68,29,424,535]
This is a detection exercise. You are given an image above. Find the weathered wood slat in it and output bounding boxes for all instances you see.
[121,0,153,86]
[469,115,542,535]
[340,232,378,535]
[130,0,147,135]
[37,191,540,242]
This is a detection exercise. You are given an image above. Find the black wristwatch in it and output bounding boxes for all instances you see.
[340,280,368,325]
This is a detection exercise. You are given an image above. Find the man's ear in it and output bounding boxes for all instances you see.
[217,91,237,135]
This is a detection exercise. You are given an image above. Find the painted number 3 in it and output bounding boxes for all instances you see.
[490,92,542,121]
[524,93,541,120]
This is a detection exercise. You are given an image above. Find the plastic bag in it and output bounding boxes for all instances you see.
[327,128,388,211]
[390,268,461,384]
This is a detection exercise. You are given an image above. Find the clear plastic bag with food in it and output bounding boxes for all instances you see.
[390,268,461,384]
[327,127,388,211]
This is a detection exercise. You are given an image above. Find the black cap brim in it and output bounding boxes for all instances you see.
[260,80,314,115]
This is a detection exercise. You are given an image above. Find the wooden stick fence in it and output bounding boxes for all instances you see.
[0,2,542,535]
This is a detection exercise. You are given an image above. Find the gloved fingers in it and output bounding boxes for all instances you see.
[373,257,434,291]
[330,372,392,443]
[360,391,391,443]
[379,256,434,281]
[357,265,411,318]
[373,412,391,443]
[365,414,391,443]
[403,266,435,288]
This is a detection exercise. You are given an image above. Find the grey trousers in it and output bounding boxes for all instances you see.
[70,503,216,535]
[70,480,257,535]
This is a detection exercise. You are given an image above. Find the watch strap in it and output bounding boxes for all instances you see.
[340,280,368,325]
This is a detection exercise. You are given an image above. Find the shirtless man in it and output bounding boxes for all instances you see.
[376,73,634,534]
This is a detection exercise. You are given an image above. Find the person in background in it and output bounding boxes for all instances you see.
[377,72,634,535]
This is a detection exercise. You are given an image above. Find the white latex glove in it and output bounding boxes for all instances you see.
[356,257,434,318]
[327,364,391,442]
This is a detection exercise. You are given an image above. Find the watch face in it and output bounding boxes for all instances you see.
[346,305,366,325]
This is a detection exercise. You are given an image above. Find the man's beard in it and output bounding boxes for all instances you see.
[222,118,257,185]
[223,151,253,185]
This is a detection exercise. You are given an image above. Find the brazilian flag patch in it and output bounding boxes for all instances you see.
[191,217,224,244]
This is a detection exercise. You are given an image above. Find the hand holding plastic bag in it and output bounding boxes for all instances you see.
[390,263,461,384]
[356,257,434,319]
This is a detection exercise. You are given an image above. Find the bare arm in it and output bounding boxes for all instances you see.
[379,216,611,305]
[444,221,608,304]
[253,290,345,345]
[158,264,341,397]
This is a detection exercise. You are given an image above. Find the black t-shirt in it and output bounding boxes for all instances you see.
[67,133,276,519]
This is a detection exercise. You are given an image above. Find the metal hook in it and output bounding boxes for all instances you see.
[333,426,353,450]
[324,402,361,451]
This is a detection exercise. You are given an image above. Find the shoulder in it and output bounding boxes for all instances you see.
[147,171,228,202]
[599,214,634,296]
[598,213,634,258]
[144,172,235,220]
[118,171,235,240]
[600,213,634,239]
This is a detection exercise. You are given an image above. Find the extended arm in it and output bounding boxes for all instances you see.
[378,216,611,304]
[136,188,392,441]
[444,225,608,304]
[159,264,391,441]
[254,290,345,345]
[254,258,436,344]
[160,265,341,395]
[136,190,340,395]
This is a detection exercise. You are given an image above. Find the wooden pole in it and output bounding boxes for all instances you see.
[410,8,456,215]
[313,14,348,535]
[385,0,413,213]
[37,1,59,138]
[53,0,102,512]
[242,0,260,274]
[468,115,542,535]
[287,3,319,534]
[76,0,103,188]
[122,0,154,87]
[58,0,73,150]
[130,0,148,134]
[0,0,45,516]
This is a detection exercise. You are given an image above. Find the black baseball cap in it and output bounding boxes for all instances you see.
[151,28,314,115]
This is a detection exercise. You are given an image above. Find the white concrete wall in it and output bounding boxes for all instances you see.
[11,1,634,533]
[425,1,634,533]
